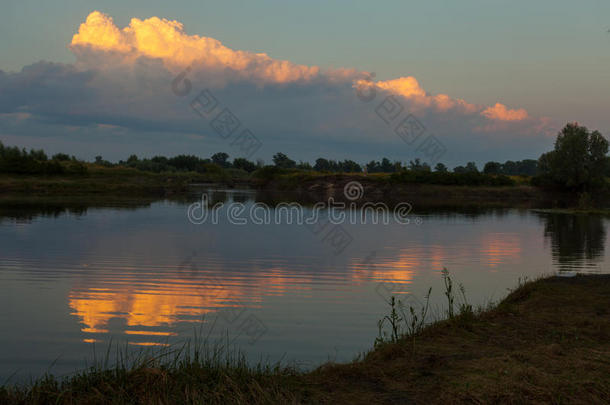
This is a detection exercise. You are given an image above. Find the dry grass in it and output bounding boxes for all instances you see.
[302,275,610,404]
[0,165,247,196]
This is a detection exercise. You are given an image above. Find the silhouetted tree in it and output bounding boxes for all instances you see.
[233,157,257,172]
[341,159,362,172]
[378,158,392,172]
[536,123,609,189]
[296,161,313,170]
[465,162,478,173]
[52,153,71,161]
[409,158,430,172]
[314,158,331,171]
[0,141,64,174]
[272,153,296,169]
[483,161,501,174]
[434,163,448,173]
[211,152,230,168]
[366,160,381,173]
[168,155,205,172]
[29,149,48,161]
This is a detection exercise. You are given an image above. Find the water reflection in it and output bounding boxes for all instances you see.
[537,212,607,272]
[67,259,314,346]
[481,233,522,268]
[0,197,158,222]
[0,191,517,223]
[350,251,417,285]
[0,192,609,380]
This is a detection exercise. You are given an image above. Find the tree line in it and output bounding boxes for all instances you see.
[0,142,86,175]
[0,141,540,177]
[1,123,608,190]
[268,152,539,176]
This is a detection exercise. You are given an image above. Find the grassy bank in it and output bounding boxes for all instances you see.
[0,166,608,210]
[2,274,608,404]
[0,165,248,196]
[251,170,572,209]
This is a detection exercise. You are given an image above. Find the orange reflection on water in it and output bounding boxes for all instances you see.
[128,342,170,347]
[82,327,109,333]
[69,269,310,343]
[69,277,251,341]
[124,330,177,336]
[261,268,313,295]
[481,233,522,268]
[429,246,447,272]
[351,251,417,286]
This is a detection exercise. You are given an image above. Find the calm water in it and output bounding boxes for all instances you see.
[1,190,608,382]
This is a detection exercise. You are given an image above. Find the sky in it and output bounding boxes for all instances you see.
[1,0,610,167]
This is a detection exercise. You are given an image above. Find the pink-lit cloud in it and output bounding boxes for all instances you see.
[70,11,320,84]
[70,12,535,125]
[482,103,529,121]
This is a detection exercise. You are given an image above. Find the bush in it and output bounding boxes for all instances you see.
[64,161,88,175]
[52,153,71,161]
[0,142,67,175]
[252,165,285,181]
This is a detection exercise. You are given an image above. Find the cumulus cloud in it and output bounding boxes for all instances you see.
[482,103,529,121]
[0,11,556,165]
[70,11,320,84]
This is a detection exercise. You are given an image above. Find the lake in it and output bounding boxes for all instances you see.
[1,189,608,382]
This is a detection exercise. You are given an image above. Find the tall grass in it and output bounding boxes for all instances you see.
[375,287,432,351]
[0,326,298,404]
[375,269,477,350]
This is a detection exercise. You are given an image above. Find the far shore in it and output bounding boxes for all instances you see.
[1,169,607,211]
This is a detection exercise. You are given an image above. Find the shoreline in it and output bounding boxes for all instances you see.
[1,274,609,404]
[1,171,604,211]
